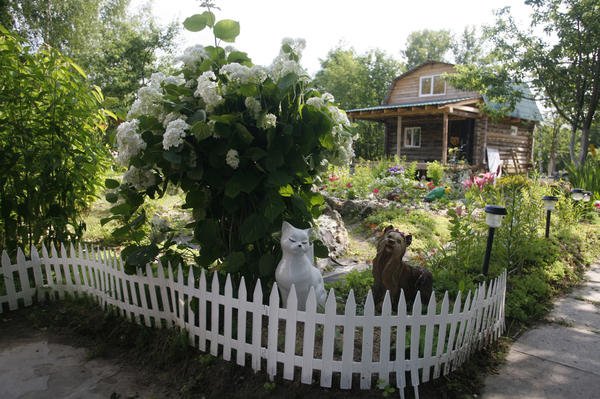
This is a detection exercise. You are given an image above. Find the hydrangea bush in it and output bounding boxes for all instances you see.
[106,10,353,282]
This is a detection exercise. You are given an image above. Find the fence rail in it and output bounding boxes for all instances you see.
[0,243,506,398]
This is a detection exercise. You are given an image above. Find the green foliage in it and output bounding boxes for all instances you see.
[109,10,353,284]
[565,148,600,197]
[505,273,551,323]
[461,0,600,165]
[325,269,373,310]
[0,26,110,251]
[313,47,403,159]
[365,207,450,254]
[426,161,445,186]
[324,158,421,201]
[402,29,453,69]
[3,0,179,113]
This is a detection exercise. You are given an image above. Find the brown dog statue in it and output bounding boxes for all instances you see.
[372,226,433,310]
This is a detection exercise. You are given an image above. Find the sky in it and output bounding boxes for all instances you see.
[130,0,533,75]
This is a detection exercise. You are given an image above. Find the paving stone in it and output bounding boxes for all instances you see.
[549,296,600,331]
[482,348,600,399]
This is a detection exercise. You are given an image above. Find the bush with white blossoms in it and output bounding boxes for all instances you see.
[107,9,353,280]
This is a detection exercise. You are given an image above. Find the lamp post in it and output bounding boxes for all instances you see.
[542,195,559,238]
[571,188,584,201]
[482,205,507,276]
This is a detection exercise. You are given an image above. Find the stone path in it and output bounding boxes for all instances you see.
[0,334,171,398]
[482,263,600,399]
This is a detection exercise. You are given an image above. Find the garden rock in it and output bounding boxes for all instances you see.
[326,196,388,220]
[316,208,349,257]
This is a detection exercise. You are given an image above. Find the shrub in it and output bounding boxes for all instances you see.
[426,161,445,186]
[107,10,353,283]
[0,25,110,251]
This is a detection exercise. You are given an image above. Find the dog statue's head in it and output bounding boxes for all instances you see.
[377,225,412,258]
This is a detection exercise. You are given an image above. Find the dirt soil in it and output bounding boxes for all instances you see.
[0,298,491,399]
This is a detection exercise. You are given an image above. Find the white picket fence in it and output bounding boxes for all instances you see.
[0,243,506,398]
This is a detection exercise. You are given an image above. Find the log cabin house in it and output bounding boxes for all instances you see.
[346,61,542,173]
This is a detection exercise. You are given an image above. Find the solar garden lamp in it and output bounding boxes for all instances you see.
[542,195,558,239]
[482,205,507,276]
[571,188,584,201]
[583,191,592,202]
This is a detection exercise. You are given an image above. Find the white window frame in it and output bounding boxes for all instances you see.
[404,127,421,148]
[510,125,518,136]
[419,74,446,97]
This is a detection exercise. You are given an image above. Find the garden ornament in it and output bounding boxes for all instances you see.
[275,221,327,310]
[372,226,433,309]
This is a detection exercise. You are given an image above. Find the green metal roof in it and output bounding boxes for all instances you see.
[483,85,543,122]
[347,96,479,113]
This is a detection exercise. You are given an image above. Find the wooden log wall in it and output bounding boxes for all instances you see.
[386,63,479,105]
[485,121,535,173]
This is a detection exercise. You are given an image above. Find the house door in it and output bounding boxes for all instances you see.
[448,119,474,164]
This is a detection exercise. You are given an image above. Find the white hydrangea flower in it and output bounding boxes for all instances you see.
[250,65,268,83]
[328,105,350,126]
[163,118,190,150]
[148,72,184,89]
[270,59,307,82]
[226,149,240,169]
[123,166,156,191]
[244,97,262,119]
[194,71,224,112]
[281,37,306,57]
[306,96,324,108]
[258,113,277,129]
[115,119,146,165]
[127,86,164,120]
[220,63,268,85]
[321,92,335,103]
[178,45,208,67]
[162,112,187,128]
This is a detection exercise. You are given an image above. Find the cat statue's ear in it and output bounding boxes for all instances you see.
[282,221,293,235]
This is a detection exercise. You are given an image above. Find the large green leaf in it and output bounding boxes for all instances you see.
[191,121,213,141]
[225,251,245,273]
[105,178,120,189]
[225,171,262,198]
[278,184,294,197]
[263,195,286,222]
[240,214,268,244]
[183,14,209,32]
[213,19,240,42]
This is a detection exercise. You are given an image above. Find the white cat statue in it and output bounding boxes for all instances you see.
[275,221,328,310]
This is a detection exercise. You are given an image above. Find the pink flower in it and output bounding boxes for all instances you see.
[594,200,600,210]
[328,175,339,182]
[462,178,473,189]
[373,188,380,194]
[346,182,353,188]
[474,176,485,189]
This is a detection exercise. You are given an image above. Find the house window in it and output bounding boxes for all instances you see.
[510,126,518,136]
[404,127,421,148]
[419,75,446,96]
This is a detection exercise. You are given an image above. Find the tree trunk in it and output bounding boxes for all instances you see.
[547,122,560,176]
[569,124,579,167]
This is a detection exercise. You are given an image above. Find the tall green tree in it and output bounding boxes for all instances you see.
[313,47,403,159]
[0,26,111,251]
[452,26,484,65]
[402,29,453,69]
[1,0,178,111]
[451,1,600,166]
